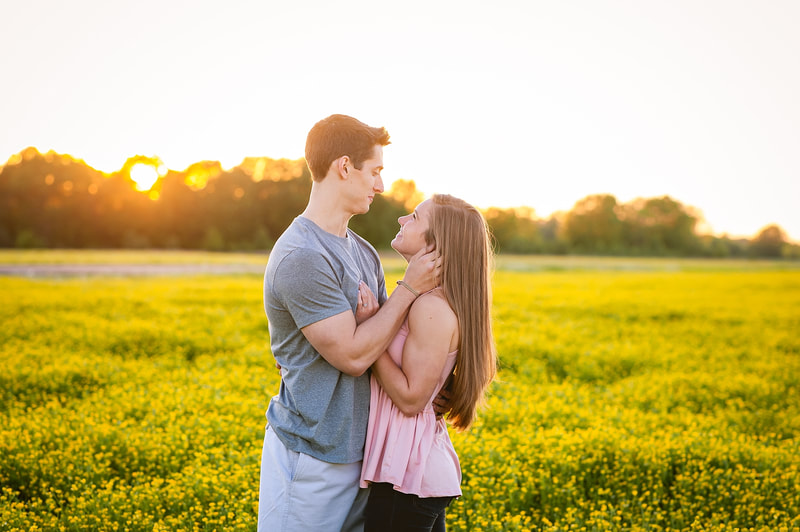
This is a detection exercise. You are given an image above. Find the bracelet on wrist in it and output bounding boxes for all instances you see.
[396,280,420,298]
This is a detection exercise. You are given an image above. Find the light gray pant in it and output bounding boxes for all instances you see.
[258,426,369,532]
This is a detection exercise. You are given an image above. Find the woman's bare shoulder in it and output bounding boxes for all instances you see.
[408,289,457,329]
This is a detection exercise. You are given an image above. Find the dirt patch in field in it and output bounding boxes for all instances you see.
[0,263,265,278]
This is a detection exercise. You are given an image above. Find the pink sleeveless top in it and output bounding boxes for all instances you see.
[359,318,462,497]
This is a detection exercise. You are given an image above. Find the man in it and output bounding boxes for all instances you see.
[258,114,439,531]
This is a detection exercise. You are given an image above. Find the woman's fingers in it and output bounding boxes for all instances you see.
[355,281,379,324]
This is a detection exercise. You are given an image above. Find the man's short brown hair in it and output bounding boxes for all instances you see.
[305,114,391,181]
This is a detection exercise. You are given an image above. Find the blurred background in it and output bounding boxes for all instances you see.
[2,0,798,256]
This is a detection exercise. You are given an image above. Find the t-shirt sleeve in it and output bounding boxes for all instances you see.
[357,234,387,305]
[377,260,388,305]
[271,247,352,329]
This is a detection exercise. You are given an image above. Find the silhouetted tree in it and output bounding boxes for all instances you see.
[0,148,108,247]
[0,148,795,258]
[561,194,623,253]
[750,224,786,257]
[350,194,407,248]
[618,196,699,255]
[387,179,425,211]
[484,207,541,253]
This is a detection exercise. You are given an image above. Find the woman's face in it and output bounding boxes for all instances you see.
[391,199,433,261]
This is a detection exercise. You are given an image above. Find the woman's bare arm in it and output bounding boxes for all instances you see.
[371,294,457,416]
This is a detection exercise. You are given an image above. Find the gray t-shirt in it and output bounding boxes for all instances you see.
[263,216,388,464]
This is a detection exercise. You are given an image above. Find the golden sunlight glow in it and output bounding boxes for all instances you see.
[129,163,160,191]
[183,161,223,190]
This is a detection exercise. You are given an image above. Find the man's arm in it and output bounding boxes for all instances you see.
[302,247,439,376]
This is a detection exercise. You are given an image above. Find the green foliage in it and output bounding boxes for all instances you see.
[2,148,796,257]
[750,224,787,258]
[0,255,798,530]
[483,207,543,254]
[14,228,46,248]
[202,227,225,252]
[350,194,408,248]
[562,194,623,253]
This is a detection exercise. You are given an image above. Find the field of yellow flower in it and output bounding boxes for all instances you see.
[1,252,798,531]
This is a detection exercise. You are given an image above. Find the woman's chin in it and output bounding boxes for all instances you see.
[390,242,412,262]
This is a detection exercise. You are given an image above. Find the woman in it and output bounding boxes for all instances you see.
[357,194,497,532]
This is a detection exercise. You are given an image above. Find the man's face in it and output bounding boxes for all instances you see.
[346,145,384,215]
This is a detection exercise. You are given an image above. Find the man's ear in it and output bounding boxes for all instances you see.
[336,156,351,180]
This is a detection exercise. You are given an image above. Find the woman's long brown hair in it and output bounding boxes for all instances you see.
[425,194,497,431]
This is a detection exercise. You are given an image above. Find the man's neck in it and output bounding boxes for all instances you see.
[302,185,351,238]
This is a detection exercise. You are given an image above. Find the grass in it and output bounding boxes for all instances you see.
[0,251,798,531]
[1,249,798,272]
[0,249,269,265]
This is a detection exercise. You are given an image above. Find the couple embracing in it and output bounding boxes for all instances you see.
[258,114,497,532]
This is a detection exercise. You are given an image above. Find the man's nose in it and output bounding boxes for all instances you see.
[374,175,384,193]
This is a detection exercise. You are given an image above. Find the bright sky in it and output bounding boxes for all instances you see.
[2,0,798,241]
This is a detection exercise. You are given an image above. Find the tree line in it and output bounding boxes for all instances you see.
[1,147,797,259]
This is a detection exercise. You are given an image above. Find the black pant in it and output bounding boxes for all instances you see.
[364,482,454,532]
